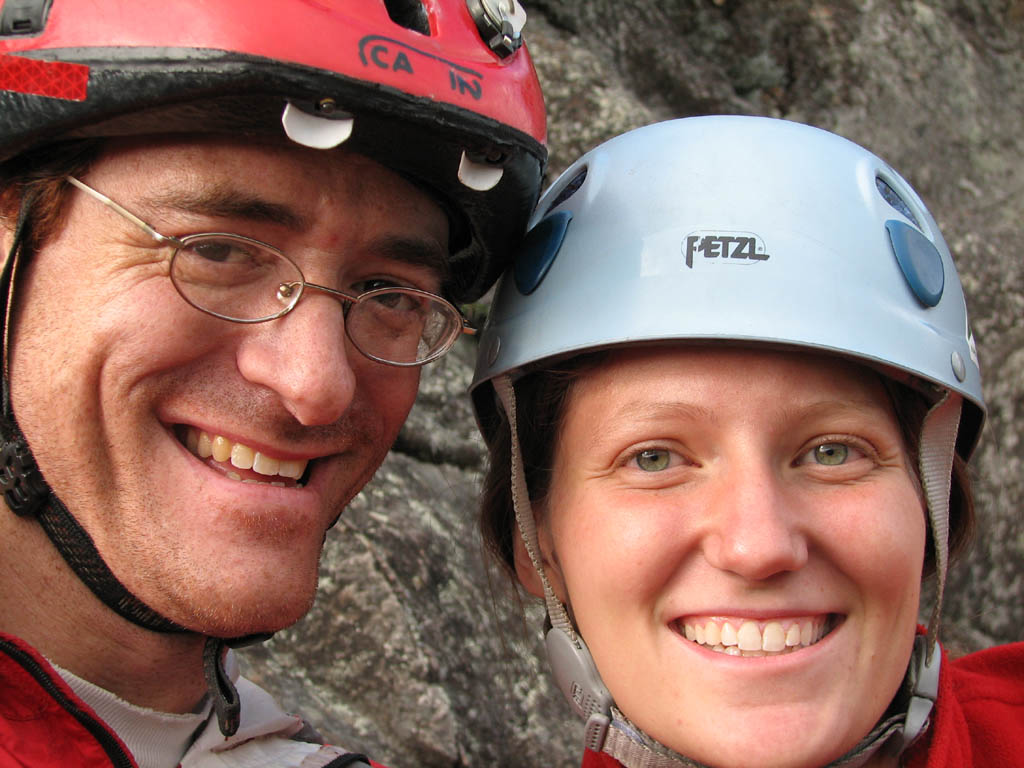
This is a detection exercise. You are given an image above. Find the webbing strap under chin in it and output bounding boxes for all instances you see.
[602,707,904,768]
[492,374,574,637]
[601,636,939,768]
[601,715,906,768]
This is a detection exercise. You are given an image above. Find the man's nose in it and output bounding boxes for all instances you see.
[700,461,809,581]
[236,293,357,426]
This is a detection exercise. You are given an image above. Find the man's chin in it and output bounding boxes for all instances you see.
[157,575,319,640]
[186,602,313,640]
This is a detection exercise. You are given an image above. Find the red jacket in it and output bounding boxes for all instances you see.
[903,641,1024,767]
[0,633,135,767]
[0,632,387,768]
[580,641,1024,768]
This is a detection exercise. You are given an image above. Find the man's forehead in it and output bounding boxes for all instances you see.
[97,134,436,204]
[88,138,450,275]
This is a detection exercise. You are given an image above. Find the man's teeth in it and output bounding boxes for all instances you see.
[185,427,308,483]
[680,617,831,657]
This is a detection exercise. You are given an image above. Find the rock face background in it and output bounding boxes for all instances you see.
[241,2,1023,765]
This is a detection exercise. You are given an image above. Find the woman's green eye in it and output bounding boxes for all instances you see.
[635,449,671,472]
[813,443,849,465]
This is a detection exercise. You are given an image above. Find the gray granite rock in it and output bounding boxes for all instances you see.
[239,2,1023,765]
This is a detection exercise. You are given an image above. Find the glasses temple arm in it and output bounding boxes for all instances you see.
[66,176,177,245]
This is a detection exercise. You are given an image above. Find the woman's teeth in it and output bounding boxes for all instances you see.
[678,616,833,657]
[184,427,308,486]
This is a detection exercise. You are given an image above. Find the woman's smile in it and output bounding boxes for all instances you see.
[675,615,841,657]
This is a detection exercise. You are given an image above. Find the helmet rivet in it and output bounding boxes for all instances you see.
[951,351,967,382]
[466,0,526,58]
[485,335,501,366]
[316,98,337,115]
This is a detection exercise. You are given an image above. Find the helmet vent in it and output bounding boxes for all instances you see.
[383,0,431,35]
[545,167,588,215]
[0,0,53,36]
[876,176,921,229]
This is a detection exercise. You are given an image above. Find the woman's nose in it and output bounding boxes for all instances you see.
[236,292,357,426]
[700,462,809,581]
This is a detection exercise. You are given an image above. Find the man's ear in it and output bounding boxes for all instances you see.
[512,514,568,604]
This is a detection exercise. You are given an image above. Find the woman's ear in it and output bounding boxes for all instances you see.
[512,513,569,604]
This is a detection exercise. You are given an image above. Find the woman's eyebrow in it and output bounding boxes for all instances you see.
[606,400,718,425]
[774,397,890,424]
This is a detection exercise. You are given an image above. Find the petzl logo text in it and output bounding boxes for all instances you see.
[683,231,770,269]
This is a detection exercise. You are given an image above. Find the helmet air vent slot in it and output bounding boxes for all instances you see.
[876,176,921,229]
[382,0,431,36]
[0,0,53,36]
[544,166,588,216]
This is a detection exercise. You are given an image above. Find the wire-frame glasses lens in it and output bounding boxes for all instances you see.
[169,236,464,365]
[345,287,464,366]
[170,234,304,322]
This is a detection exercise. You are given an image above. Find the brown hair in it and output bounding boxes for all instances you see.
[0,140,104,255]
[479,352,975,581]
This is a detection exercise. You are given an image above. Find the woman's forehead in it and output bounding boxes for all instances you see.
[565,345,894,418]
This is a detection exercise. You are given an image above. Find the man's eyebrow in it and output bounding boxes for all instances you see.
[145,186,309,231]
[144,186,450,280]
[370,235,450,280]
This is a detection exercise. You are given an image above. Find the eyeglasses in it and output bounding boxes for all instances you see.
[65,176,474,367]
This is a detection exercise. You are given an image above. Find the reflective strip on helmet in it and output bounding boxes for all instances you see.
[0,53,87,100]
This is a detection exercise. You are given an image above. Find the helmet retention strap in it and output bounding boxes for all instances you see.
[492,374,573,634]
[917,391,962,662]
[2,186,37,413]
[494,375,615,753]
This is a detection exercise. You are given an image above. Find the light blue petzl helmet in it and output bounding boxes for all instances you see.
[470,116,986,768]
[473,115,983,449]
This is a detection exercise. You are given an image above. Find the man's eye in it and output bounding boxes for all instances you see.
[189,240,246,263]
[355,279,402,294]
[634,448,671,472]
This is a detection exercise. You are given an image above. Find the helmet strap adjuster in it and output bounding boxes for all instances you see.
[0,434,49,516]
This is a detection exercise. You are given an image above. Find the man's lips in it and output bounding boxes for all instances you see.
[177,425,311,487]
[675,614,842,657]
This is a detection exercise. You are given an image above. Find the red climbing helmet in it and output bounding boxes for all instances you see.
[0,0,547,301]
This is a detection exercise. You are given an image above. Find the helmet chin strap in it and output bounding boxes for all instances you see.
[493,374,956,768]
[0,196,259,737]
[917,390,961,661]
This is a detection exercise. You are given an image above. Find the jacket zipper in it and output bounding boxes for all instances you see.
[0,637,135,768]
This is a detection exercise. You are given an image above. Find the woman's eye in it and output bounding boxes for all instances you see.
[812,443,849,465]
[634,448,672,472]
[800,441,868,467]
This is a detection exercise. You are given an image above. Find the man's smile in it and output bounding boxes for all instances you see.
[177,425,311,487]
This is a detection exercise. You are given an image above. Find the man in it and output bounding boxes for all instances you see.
[0,2,546,766]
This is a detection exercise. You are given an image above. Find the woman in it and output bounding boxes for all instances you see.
[470,117,1023,767]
